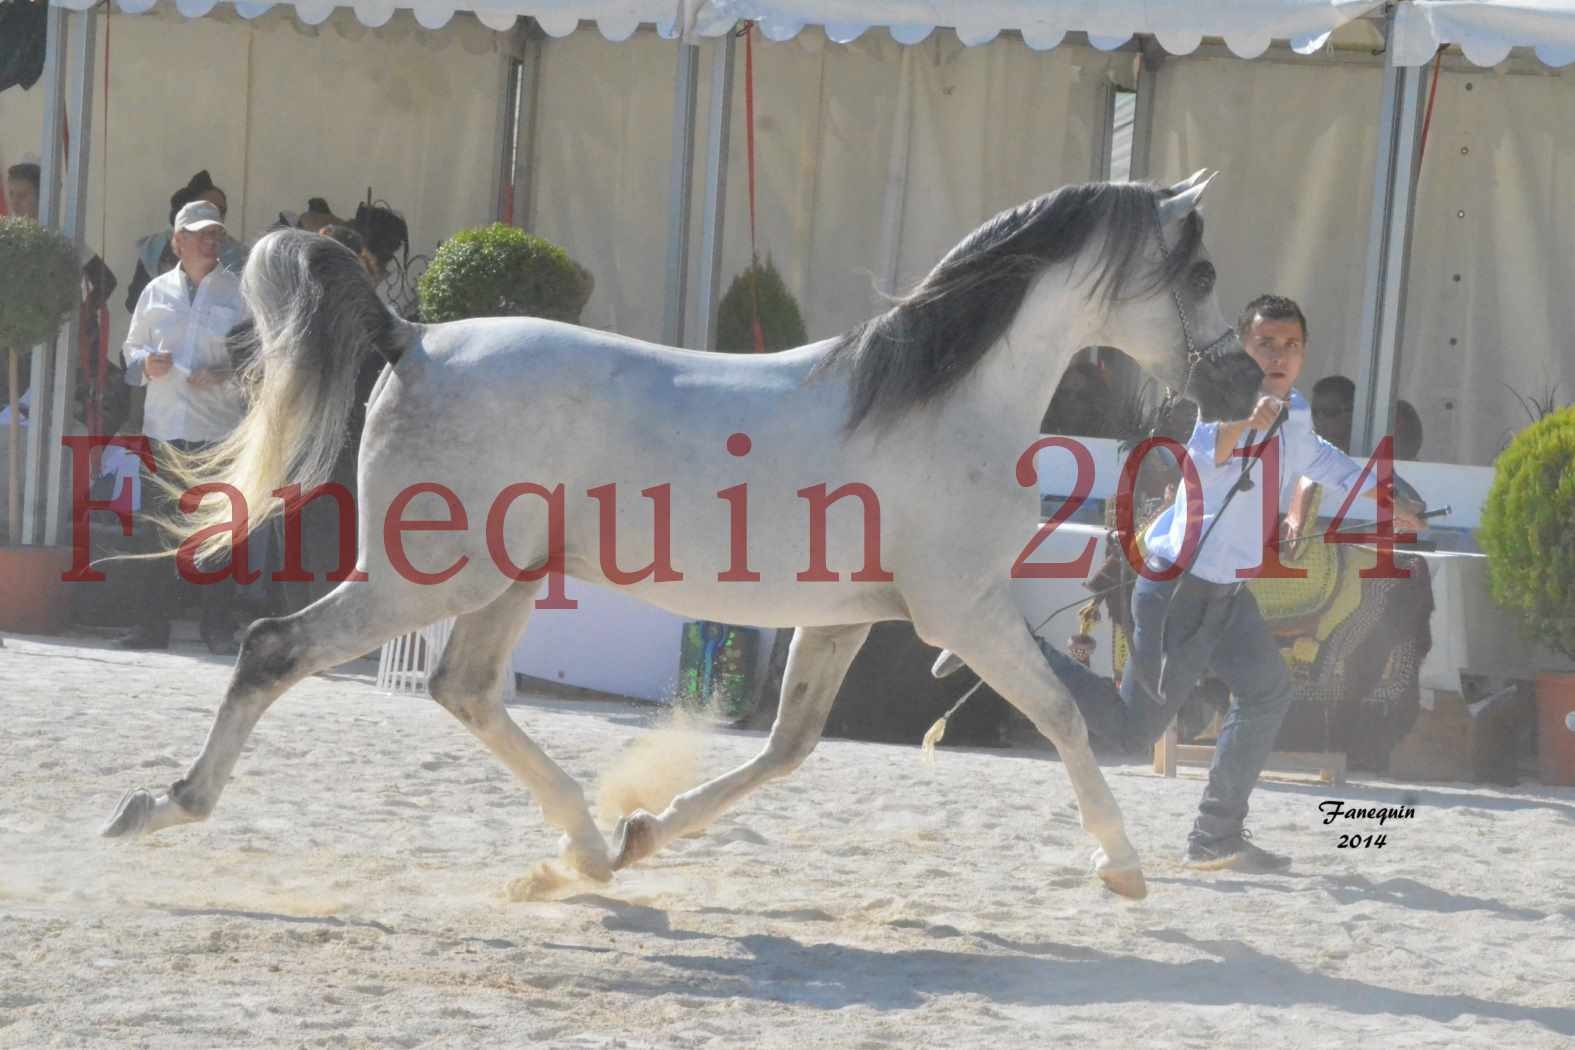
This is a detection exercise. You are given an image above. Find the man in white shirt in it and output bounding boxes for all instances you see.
[1042,295,1424,872]
[116,200,249,653]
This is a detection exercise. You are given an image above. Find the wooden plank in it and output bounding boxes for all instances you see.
[1169,744,1345,782]
[1159,725,1179,777]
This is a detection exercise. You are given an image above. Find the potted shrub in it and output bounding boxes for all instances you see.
[714,256,807,353]
[1477,404,1575,784]
[417,224,593,324]
[0,216,81,633]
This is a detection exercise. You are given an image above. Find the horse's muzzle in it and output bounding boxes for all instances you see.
[1185,332,1263,422]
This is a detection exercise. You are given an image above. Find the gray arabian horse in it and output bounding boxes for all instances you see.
[103,172,1251,900]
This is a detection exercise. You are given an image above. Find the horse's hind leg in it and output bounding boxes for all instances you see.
[101,577,455,839]
[425,582,612,882]
[926,592,1146,899]
[612,623,871,869]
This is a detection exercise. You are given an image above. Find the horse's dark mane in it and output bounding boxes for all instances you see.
[813,181,1203,433]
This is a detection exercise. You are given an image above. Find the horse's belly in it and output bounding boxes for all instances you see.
[563,561,908,629]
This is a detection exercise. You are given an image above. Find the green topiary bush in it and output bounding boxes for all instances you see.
[0,216,80,358]
[714,256,807,353]
[417,223,593,325]
[0,216,80,542]
[1478,404,1575,661]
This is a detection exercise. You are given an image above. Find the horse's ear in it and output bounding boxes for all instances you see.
[1158,170,1217,226]
[1167,169,1209,195]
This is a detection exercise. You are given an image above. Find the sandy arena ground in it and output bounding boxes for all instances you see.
[2,631,1572,1049]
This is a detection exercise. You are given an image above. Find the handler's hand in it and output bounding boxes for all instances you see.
[1283,510,1304,549]
[1244,395,1282,431]
[1394,502,1426,536]
[145,352,173,379]
[1283,478,1317,554]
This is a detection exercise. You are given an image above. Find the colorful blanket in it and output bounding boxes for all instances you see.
[1092,508,1435,771]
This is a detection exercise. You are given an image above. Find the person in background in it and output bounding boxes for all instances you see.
[353,201,409,290]
[1299,376,1424,532]
[5,160,39,218]
[1393,399,1423,461]
[116,200,249,654]
[1310,374,1420,462]
[1310,374,1356,454]
[126,171,246,314]
[298,197,344,234]
[321,222,375,275]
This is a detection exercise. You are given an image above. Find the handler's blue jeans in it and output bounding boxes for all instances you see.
[1040,571,1296,845]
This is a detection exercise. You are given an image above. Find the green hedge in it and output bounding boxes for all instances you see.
[1478,404,1575,661]
[0,217,80,354]
[418,224,593,325]
[715,257,807,353]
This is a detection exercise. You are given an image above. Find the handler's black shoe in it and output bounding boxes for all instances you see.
[1184,829,1292,873]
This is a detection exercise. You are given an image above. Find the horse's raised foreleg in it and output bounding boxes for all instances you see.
[929,594,1147,899]
[612,622,871,870]
[101,577,452,840]
[426,582,612,882]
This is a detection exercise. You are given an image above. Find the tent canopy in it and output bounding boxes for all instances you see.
[47,0,1575,65]
[1396,1,1575,66]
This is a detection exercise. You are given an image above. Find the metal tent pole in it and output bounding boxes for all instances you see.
[662,42,701,347]
[694,31,736,352]
[21,6,70,545]
[43,9,99,546]
[1353,7,1426,456]
[509,28,544,231]
[1127,41,1161,181]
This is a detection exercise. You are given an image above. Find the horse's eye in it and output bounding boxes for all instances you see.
[1190,261,1216,295]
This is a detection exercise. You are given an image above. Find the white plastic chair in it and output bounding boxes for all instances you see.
[376,618,454,697]
[376,618,519,701]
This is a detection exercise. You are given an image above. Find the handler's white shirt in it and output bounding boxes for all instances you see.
[1146,389,1375,584]
[123,266,248,442]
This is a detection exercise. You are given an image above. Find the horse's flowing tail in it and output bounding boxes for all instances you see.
[158,229,408,562]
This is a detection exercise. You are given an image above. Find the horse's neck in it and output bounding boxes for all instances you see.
[960,278,1097,439]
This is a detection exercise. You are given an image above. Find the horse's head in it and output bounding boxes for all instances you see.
[814,174,1262,433]
[1092,172,1263,423]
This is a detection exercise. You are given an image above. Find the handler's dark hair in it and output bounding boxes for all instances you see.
[1238,294,1307,342]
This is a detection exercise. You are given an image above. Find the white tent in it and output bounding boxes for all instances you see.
[14,0,1575,545]
[45,0,1575,62]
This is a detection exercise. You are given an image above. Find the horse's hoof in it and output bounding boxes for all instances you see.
[611,811,659,871]
[1098,866,1149,900]
[100,788,156,839]
[1090,845,1147,899]
[558,835,613,884]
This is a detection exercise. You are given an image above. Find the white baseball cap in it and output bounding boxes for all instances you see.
[174,200,227,234]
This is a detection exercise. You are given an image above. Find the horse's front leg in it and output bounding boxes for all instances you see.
[612,623,871,869]
[924,592,1146,899]
[101,577,434,839]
